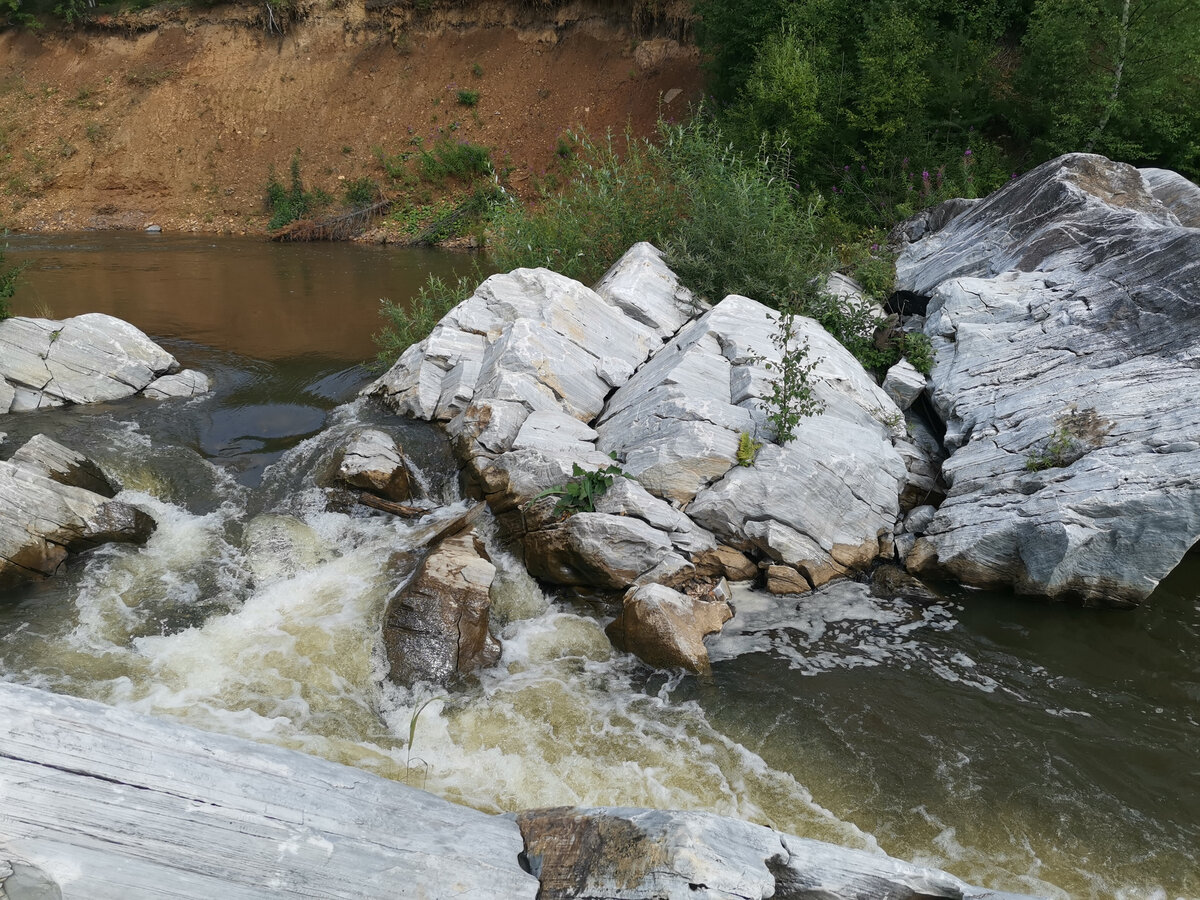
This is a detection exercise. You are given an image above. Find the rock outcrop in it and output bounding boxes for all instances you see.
[0,313,181,411]
[605,581,733,673]
[0,436,154,588]
[382,527,501,687]
[0,682,1039,900]
[368,248,911,607]
[896,154,1200,605]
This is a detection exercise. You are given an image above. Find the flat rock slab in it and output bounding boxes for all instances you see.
[516,806,1039,900]
[896,153,1200,604]
[0,313,178,407]
[0,682,538,900]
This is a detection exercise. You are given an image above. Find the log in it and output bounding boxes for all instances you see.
[357,491,428,518]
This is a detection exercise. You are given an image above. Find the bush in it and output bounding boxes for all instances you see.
[265,150,329,230]
[455,89,480,108]
[0,244,19,321]
[374,268,482,368]
[343,176,379,207]
[419,137,492,184]
[488,128,681,284]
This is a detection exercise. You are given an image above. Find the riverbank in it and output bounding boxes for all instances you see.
[0,0,700,234]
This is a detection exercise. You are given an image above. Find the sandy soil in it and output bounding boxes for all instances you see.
[0,0,700,234]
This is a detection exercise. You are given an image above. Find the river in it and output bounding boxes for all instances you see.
[0,234,1196,899]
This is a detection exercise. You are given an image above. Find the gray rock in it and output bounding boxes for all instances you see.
[0,681,537,900]
[338,429,415,502]
[524,512,682,590]
[511,410,600,457]
[592,241,701,339]
[882,358,926,410]
[898,154,1200,604]
[605,582,733,673]
[0,459,154,589]
[870,564,940,605]
[904,504,937,535]
[1139,166,1200,227]
[889,196,982,246]
[0,314,178,407]
[0,379,13,414]
[8,434,117,497]
[382,528,501,687]
[515,806,1038,900]
[142,369,211,400]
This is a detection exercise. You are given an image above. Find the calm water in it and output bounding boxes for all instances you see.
[0,235,1197,899]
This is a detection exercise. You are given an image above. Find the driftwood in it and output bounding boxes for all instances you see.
[270,199,393,242]
[357,492,428,518]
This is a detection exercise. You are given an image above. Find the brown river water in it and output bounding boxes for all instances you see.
[0,233,1196,899]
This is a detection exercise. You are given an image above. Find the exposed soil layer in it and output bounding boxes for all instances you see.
[0,0,700,234]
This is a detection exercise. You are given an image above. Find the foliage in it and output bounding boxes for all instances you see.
[531,455,631,518]
[488,128,680,284]
[419,137,492,184]
[662,116,829,312]
[1025,406,1113,471]
[265,150,329,231]
[1025,423,1078,472]
[761,308,824,444]
[374,268,481,369]
[0,243,20,321]
[736,431,762,467]
[342,176,379,208]
[900,331,933,375]
[455,89,480,107]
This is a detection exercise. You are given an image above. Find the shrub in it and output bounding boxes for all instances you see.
[488,128,681,283]
[343,176,379,207]
[265,150,329,230]
[455,89,479,107]
[374,268,482,368]
[0,243,20,321]
[419,137,492,183]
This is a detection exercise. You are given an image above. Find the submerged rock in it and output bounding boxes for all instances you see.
[382,527,501,687]
[0,313,179,410]
[0,438,154,589]
[897,153,1200,605]
[143,368,211,400]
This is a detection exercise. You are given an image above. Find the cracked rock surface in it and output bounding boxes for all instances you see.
[896,153,1200,604]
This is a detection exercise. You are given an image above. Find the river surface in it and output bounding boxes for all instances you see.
[0,234,1197,900]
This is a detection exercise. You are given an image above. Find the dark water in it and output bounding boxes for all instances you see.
[1,235,1197,899]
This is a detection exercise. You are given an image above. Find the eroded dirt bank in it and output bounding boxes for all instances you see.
[0,0,699,233]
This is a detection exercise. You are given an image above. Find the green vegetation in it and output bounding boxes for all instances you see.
[418,137,492,184]
[0,242,21,321]
[736,432,762,467]
[264,150,330,231]
[531,455,631,518]
[374,269,481,370]
[455,89,479,108]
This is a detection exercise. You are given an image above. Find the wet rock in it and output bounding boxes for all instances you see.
[0,457,154,589]
[8,433,117,497]
[338,428,415,502]
[515,806,1038,900]
[0,313,178,408]
[382,528,500,687]
[605,582,733,672]
[766,564,811,595]
[870,564,940,605]
[0,378,13,414]
[897,154,1200,604]
[143,369,211,400]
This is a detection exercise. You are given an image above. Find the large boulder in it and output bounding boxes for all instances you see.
[9,433,117,497]
[597,294,907,587]
[604,581,733,673]
[0,313,179,410]
[897,153,1200,605]
[0,437,154,588]
[382,528,501,687]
